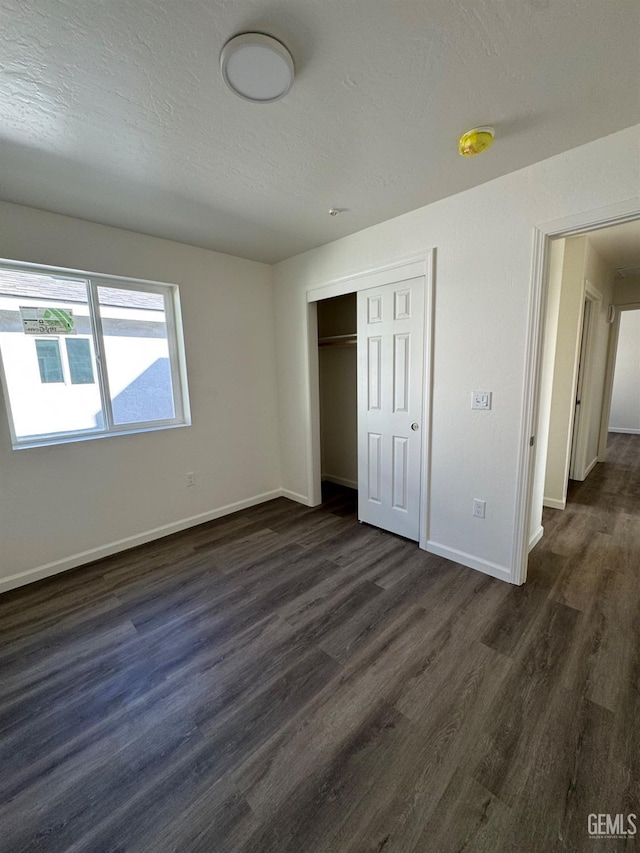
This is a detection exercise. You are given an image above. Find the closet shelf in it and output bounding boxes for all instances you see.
[318,334,357,347]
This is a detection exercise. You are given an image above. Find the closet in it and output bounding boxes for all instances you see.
[317,293,357,491]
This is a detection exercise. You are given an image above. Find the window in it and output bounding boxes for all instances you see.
[0,263,190,448]
[33,337,95,386]
[66,338,95,385]
[35,339,64,383]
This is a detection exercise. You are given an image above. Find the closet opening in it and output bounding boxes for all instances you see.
[316,293,358,506]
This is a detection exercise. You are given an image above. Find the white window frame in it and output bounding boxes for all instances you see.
[0,259,191,449]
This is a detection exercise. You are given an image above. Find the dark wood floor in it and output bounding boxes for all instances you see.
[1,434,639,852]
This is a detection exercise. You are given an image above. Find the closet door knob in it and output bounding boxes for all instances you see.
[411,423,419,431]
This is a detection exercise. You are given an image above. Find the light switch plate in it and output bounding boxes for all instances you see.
[472,391,492,410]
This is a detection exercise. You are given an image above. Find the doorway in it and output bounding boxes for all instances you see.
[520,212,640,583]
[608,306,640,437]
[317,293,357,492]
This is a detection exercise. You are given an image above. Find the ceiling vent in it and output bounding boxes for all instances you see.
[615,265,640,278]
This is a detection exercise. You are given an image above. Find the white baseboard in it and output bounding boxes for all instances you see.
[608,427,640,434]
[569,456,599,484]
[426,540,513,584]
[280,488,316,506]
[584,457,598,477]
[0,489,284,595]
[529,525,544,552]
[543,496,566,510]
[322,474,358,490]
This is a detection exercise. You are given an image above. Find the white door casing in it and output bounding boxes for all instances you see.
[357,276,425,540]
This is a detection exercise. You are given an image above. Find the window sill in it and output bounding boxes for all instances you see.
[12,420,191,450]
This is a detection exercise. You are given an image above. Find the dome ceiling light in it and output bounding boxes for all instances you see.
[220,33,295,103]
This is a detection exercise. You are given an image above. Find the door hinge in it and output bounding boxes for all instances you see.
[529,435,535,447]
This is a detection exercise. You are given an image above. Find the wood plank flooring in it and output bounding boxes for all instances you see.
[1,433,640,852]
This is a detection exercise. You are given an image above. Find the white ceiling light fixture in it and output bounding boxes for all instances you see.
[220,33,294,103]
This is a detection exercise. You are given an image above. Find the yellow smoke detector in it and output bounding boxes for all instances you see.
[459,126,495,158]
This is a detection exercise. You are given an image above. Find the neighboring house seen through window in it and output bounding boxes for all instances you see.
[0,263,190,448]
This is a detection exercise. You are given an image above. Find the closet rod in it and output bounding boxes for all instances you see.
[318,334,357,348]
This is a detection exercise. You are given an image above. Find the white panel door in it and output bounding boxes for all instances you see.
[357,276,425,540]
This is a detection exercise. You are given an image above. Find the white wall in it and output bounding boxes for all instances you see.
[0,201,281,591]
[530,238,565,538]
[319,347,357,487]
[582,241,615,468]
[544,236,587,506]
[543,234,615,503]
[613,275,640,306]
[610,309,640,433]
[273,124,640,583]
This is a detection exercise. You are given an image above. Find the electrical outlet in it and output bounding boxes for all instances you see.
[186,471,196,487]
[473,499,486,518]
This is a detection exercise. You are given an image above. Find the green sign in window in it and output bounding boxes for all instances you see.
[20,306,75,335]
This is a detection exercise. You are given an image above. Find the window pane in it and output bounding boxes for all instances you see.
[97,285,176,425]
[35,339,63,383]
[0,269,104,439]
[66,338,95,384]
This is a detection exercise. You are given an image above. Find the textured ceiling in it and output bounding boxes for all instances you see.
[1,0,639,263]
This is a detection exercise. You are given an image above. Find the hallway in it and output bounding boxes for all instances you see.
[520,431,640,845]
